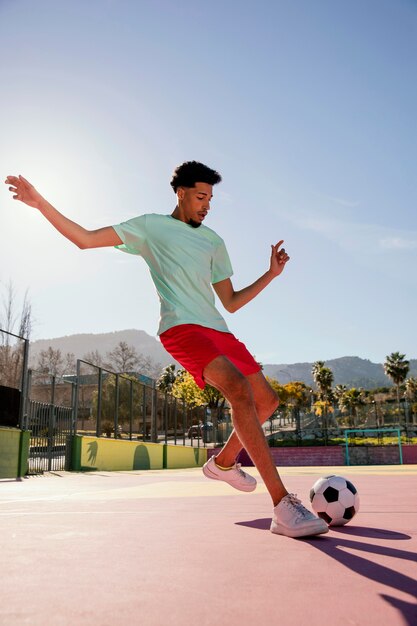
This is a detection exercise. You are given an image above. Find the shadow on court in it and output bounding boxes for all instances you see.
[236,518,417,625]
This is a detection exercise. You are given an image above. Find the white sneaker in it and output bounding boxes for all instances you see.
[202,456,257,492]
[271,493,329,538]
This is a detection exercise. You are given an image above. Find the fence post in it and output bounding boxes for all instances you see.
[74,360,81,436]
[47,375,56,472]
[129,380,133,440]
[114,374,120,439]
[25,368,33,432]
[151,383,158,443]
[142,386,147,440]
[97,368,103,438]
[164,393,168,444]
[71,381,77,435]
[20,337,30,430]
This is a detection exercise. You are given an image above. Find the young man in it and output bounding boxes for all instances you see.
[5,162,328,538]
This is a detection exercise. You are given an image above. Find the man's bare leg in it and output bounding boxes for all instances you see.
[203,356,287,506]
[214,370,279,469]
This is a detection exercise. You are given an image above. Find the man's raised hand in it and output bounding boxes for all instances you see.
[270,240,290,277]
[5,175,44,209]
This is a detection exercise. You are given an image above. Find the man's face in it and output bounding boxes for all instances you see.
[178,182,213,228]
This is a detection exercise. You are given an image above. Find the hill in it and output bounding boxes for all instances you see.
[29,329,174,370]
[263,356,417,389]
[29,330,416,388]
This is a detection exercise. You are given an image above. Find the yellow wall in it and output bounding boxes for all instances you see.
[163,444,206,469]
[73,436,164,471]
[71,435,207,471]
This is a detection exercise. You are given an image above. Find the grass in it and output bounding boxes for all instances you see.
[269,436,417,447]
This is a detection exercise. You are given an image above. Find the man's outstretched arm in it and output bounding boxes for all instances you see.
[213,241,290,313]
[5,175,122,249]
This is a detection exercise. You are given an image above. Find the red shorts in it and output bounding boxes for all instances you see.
[160,324,261,389]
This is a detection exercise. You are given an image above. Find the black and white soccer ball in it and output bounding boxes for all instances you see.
[309,475,360,526]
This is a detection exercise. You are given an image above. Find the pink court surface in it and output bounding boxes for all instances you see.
[1,465,417,626]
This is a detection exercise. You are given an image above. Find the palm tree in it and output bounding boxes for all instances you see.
[312,362,334,401]
[405,377,417,424]
[334,384,348,402]
[405,377,417,400]
[338,388,365,428]
[312,361,325,385]
[312,361,334,434]
[383,352,410,418]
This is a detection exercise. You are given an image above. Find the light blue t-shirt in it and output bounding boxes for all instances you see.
[112,214,233,335]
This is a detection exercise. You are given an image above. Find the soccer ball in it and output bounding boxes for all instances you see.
[309,475,360,526]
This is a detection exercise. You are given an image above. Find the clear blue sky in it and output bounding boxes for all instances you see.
[1,0,416,364]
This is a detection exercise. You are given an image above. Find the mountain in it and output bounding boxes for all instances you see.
[29,329,174,369]
[29,330,417,389]
[263,356,417,389]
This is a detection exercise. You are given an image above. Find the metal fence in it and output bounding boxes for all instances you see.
[4,327,415,469]
[263,400,417,446]
[73,359,233,447]
[26,400,73,473]
[25,369,76,473]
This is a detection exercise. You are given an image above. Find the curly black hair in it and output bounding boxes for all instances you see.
[170,161,222,193]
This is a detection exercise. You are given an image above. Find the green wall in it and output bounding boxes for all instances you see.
[0,428,30,479]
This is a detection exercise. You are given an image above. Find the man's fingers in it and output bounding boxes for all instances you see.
[19,174,32,187]
[273,240,284,251]
[270,239,290,265]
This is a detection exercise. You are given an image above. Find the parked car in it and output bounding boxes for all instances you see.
[187,423,203,438]
[187,421,214,441]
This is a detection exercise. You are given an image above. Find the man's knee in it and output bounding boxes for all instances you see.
[203,356,253,399]
[254,387,279,419]
[271,390,280,412]
[263,389,279,415]
[227,373,254,403]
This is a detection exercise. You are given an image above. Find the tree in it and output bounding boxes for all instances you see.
[384,352,409,415]
[105,341,140,372]
[405,377,417,421]
[266,376,289,406]
[200,382,226,425]
[83,349,104,369]
[334,384,348,402]
[311,361,325,385]
[171,370,205,408]
[405,377,417,401]
[157,364,177,393]
[104,342,162,379]
[63,352,76,375]
[283,381,310,407]
[170,369,226,439]
[136,354,163,379]
[312,361,334,433]
[338,388,365,427]
[36,347,64,376]
[312,362,334,401]
[0,281,34,388]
